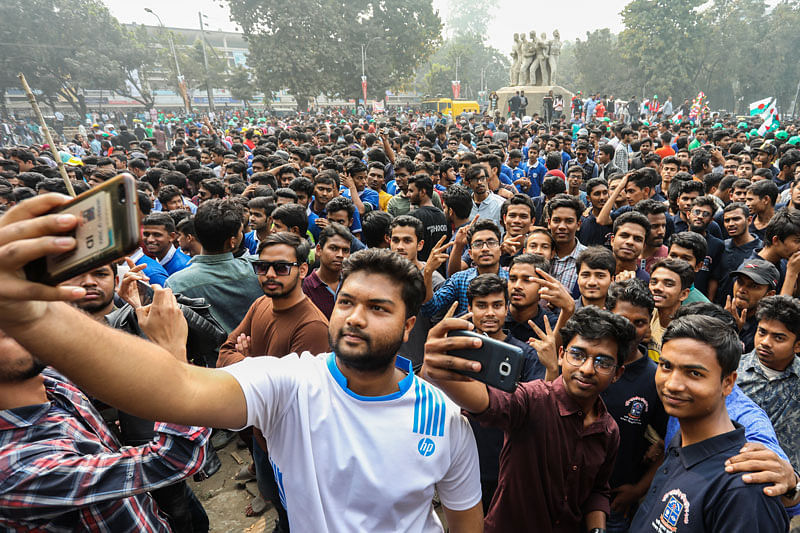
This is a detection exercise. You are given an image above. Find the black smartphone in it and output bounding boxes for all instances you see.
[25,174,140,285]
[446,330,524,392]
[136,280,154,307]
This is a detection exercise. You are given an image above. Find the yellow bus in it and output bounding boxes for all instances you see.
[422,98,480,116]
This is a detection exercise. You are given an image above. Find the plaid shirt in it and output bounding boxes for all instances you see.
[421,266,509,317]
[551,239,586,295]
[0,369,210,532]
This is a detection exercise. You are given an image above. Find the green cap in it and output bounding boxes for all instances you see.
[712,123,723,129]
[776,130,789,140]
[737,121,748,129]
[788,136,800,146]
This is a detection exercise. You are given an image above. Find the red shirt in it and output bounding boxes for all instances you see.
[472,376,619,533]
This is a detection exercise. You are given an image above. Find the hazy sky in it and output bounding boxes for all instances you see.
[104,0,632,55]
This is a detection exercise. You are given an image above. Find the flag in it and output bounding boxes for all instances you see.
[758,102,780,136]
[671,110,684,124]
[750,97,773,116]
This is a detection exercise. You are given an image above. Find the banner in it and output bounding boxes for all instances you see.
[749,97,773,116]
[361,76,367,106]
[451,80,461,99]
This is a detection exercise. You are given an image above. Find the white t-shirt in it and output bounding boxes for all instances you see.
[221,352,481,532]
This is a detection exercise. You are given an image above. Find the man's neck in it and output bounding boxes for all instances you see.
[509,301,541,323]
[642,244,660,258]
[658,304,680,328]
[419,196,434,208]
[272,287,307,311]
[616,259,637,274]
[336,356,405,397]
[316,265,341,287]
[256,227,270,241]
[679,403,736,447]
[312,199,326,213]
[475,262,500,276]
[0,376,48,410]
[732,231,755,248]
[758,245,780,264]
[473,191,489,203]
[555,238,577,258]
[582,295,605,308]
[756,207,774,225]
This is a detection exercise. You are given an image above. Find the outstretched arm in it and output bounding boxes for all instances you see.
[0,195,248,430]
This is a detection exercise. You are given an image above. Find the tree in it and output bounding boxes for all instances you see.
[417,34,508,98]
[0,0,130,116]
[228,66,257,107]
[227,0,442,110]
[572,29,632,98]
[445,0,499,39]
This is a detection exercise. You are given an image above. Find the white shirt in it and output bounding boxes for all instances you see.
[222,352,481,532]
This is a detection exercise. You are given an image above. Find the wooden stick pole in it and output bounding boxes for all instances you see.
[17,73,76,197]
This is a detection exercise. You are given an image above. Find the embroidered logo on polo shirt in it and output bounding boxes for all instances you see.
[622,396,649,425]
[654,489,690,532]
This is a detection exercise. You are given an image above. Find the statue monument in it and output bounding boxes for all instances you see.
[495,29,573,121]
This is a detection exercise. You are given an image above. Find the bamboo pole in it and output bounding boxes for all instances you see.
[17,73,76,197]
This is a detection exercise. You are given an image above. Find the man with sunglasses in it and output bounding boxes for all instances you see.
[424,305,635,533]
[217,232,329,530]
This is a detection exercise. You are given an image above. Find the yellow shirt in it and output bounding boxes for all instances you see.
[648,309,665,361]
[378,190,392,211]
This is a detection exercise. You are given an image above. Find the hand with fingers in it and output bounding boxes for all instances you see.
[724,442,800,503]
[420,302,490,413]
[118,258,149,308]
[235,333,252,358]
[135,286,188,362]
[0,194,87,326]
[614,270,635,282]
[453,215,480,249]
[425,235,454,275]
[527,317,559,378]
[535,268,575,313]
[501,233,524,257]
[724,295,747,331]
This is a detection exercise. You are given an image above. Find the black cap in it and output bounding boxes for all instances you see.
[732,258,780,290]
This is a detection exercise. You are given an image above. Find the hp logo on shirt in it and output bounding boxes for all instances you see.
[417,437,436,457]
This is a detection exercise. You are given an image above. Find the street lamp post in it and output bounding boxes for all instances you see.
[198,11,215,114]
[145,7,190,113]
[359,31,388,112]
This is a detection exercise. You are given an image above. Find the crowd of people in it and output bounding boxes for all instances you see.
[1,104,800,533]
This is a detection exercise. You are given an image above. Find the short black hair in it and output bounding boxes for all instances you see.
[256,231,311,264]
[361,210,393,248]
[668,231,707,265]
[546,193,584,220]
[390,215,424,242]
[318,222,353,249]
[756,295,800,339]
[613,210,650,237]
[501,194,535,220]
[409,174,434,197]
[467,273,508,305]
[339,249,425,319]
[560,306,636,365]
[747,179,779,205]
[442,184,473,219]
[193,199,243,253]
[509,252,551,274]
[673,302,736,331]
[142,212,176,233]
[467,218,501,243]
[272,203,308,234]
[764,208,800,245]
[662,315,742,377]
[723,201,749,219]
[157,184,182,206]
[606,278,654,314]
[577,246,616,277]
[650,258,695,290]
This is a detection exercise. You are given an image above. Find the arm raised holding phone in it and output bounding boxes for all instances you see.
[0,194,248,430]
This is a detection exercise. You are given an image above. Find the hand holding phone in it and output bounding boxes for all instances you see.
[446,330,523,392]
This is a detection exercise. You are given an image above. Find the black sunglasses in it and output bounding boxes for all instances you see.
[252,260,299,276]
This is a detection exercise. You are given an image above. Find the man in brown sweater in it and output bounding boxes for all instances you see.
[217,232,329,529]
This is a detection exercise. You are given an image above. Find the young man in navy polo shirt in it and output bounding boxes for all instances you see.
[630,315,789,532]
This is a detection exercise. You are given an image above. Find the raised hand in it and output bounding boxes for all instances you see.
[235,333,252,358]
[527,316,558,374]
[425,235,454,274]
[724,295,747,331]
[536,268,575,313]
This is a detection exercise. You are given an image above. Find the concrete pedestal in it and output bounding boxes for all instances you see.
[493,85,574,121]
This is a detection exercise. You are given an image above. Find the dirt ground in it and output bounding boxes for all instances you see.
[188,439,277,533]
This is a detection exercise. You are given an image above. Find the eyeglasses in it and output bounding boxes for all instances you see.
[690,208,712,218]
[471,239,500,250]
[251,260,299,276]
[565,347,618,375]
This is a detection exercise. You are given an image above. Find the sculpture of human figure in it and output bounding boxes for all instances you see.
[534,32,549,85]
[519,32,538,86]
[509,33,524,86]
[547,30,562,85]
